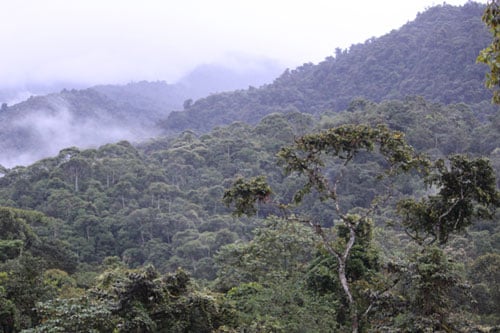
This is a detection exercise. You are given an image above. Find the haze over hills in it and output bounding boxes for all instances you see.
[0,59,284,168]
[178,57,284,96]
[0,81,90,106]
[0,2,497,169]
[0,55,284,106]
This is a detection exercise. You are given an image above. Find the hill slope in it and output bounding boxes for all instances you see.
[0,60,283,168]
[163,2,493,134]
[0,83,176,168]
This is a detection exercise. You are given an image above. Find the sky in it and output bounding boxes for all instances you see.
[0,0,486,88]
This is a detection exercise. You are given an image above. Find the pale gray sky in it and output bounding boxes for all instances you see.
[0,0,485,87]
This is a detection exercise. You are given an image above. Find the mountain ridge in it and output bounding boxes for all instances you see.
[0,2,496,168]
[162,2,494,134]
[0,60,283,167]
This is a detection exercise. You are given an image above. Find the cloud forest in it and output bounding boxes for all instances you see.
[0,2,499,332]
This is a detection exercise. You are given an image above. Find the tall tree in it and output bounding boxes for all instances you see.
[388,154,500,331]
[224,124,425,333]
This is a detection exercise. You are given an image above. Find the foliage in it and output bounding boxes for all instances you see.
[0,3,498,333]
[395,247,466,331]
[222,176,272,216]
[223,124,428,332]
[398,155,500,245]
[0,92,497,329]
[28,266,232,333]
[277,124,426,203]
[469,253,500,322]
[478,0,500,103]
[0,282,20,333]
[216,218,339,332]
[24,297,115,333]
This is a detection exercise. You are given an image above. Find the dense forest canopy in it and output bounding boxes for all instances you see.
[1,98,499,331]
[0,2,499,332]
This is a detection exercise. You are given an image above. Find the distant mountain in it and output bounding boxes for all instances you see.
[0,81,88,105]
[93,58,284,113]
[162,2,495,134]
[178,58,284,96]
[0,59,283,168]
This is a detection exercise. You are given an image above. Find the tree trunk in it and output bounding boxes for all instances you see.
[337,254,359,333]
[345,224,359,333]
[328,222,359,333]
[74,172,79,192]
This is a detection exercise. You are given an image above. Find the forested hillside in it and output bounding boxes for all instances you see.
[1,98,499,331]
[0,60,283,168]
[163,2,493,134]
[0,2,499,332]
[0,82,185,168]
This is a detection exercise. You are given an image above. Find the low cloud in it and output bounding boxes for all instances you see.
[1,103,156,168]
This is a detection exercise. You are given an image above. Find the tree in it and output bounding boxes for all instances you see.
[0,207,40,261]
[469,253,500,318]
[223,176,272,217]
[477,0,500,103]
[215,217,339,332]
[183,98,193,110]
[29,266,231,333]
[25,296,115,333]
[393,246,465,332]
[398,155,500,245]
[224,124,425,332]
[59,156,90,193]
[0,207,81,330]
[389,155,500,330]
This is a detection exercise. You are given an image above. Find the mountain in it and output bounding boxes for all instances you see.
[178,57,284,97]
[0,97,498,331]
[162,2,495,134]
[1,3,500,331]
[0,81,88,106]
[0,83,176,168]
[0,3,496,168]
[0,59,283,168]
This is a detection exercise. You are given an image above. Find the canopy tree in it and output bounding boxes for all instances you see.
[224,124,426,333]
[398,154,500,245]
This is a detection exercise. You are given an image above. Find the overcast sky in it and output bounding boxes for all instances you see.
[0,0,486,88]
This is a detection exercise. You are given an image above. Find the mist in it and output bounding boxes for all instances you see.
[0,95,161,168]
[0,54,285,168]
